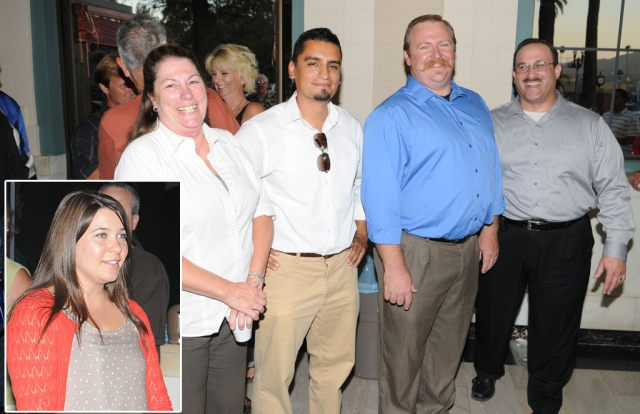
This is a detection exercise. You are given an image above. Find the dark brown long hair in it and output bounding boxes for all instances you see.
[8,191,148,347]
[128,44,209,143]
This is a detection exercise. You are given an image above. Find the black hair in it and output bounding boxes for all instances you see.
[291,28,342,65]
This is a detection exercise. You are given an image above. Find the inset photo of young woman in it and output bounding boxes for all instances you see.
[4,180,180,412]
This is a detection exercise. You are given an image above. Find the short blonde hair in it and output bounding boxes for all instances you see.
[205,44,259,94]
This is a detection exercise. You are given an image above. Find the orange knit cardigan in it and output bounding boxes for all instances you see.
[6,288,173,411]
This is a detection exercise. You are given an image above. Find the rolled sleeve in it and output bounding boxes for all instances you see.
[362,107,406,245]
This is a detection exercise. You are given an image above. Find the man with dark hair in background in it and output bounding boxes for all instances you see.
[602,88,640,145]
[100,182,170,359]
[70,54,135,179]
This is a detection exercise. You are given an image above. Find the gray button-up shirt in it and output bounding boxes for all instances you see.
[492,92,635,260]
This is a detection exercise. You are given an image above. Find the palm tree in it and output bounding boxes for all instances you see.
[580,0,600,110]
[538,0,568,45]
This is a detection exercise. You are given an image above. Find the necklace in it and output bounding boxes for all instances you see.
[231,98,243,115]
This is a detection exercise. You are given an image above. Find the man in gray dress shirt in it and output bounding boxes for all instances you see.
[471,38,635,414]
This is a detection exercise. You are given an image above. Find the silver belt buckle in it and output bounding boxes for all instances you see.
[526,219,545,231]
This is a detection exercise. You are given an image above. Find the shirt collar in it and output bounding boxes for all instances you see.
[158,120,220,154]
[505,90,573,122]
[282,91,341,132]
[406,75,468,104]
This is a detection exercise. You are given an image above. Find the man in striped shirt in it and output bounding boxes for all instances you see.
[602,88,640,145]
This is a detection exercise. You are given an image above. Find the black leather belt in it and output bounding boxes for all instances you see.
[504,217,582,231]
[425,235,473,244]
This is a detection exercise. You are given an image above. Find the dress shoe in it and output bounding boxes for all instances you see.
[471,376,496,402]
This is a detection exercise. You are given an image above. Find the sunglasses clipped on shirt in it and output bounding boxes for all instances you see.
[314,132,330,173]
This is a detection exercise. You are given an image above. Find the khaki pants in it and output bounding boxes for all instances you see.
[376,232,479,414]
[252,249,359,414]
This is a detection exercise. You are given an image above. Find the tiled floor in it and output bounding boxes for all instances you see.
[247,349,640,414]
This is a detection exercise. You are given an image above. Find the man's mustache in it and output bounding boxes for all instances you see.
[424,58,452,69]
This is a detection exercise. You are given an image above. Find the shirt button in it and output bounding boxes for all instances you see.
[534,162,538,166]
[475,169,478,173]
[534,143,538,146]
[460,122,463,125]
[328,230,331,233]
[469,144,472,148]
[474,218,477,221]
[477,194,480,197]
[534,183,537,185]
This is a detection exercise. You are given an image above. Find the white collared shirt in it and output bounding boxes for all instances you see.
[116,121,274,336]
[236,92,365,255]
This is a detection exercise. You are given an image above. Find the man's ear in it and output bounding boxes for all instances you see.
[98,83,110,96]
[288,60,295,79]
[116,56,131,79]
[404,51,412,67]
[131,214,140,231]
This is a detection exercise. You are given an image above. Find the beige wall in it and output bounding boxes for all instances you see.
[0,0,40,156]
[305,0,518,124]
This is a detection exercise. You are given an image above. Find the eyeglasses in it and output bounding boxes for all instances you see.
[256,81,268,85]
[515,60,555,74]
[314,133,330,173]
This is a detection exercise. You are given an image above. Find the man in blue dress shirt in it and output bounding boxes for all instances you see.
[362,14,505,414]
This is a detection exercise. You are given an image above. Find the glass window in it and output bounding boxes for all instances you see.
[532,0,639,112]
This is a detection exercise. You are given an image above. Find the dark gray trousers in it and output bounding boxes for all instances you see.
[182,322,247,414]
[376,232,479,414]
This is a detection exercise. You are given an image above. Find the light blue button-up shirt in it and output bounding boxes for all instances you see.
[362,76,505,244]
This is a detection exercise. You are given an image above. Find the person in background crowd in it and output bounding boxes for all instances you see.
[96,15,238,180]
[100,182,170,359]
[247,73,276,110]
[602,88,640,145]
[472,38,634,414]
[629,170,640,190]
[7,191,171,411]
[362,14,504,413]
[115,44,274,414]
[206,44,265,125]
[0,90,36,178]
[71,55,135,179]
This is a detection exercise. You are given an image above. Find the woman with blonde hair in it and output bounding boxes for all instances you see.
[6,191,171,411]
[205,43,265,125]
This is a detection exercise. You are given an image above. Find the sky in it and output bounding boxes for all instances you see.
[536,0,640,61]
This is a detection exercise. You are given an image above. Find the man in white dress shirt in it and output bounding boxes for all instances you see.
[236,28,367,414]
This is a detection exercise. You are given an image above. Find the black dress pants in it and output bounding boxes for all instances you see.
[474,215,594,414]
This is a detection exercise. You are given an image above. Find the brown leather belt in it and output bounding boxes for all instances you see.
[504,216,583,231]
[281,248,347,259]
